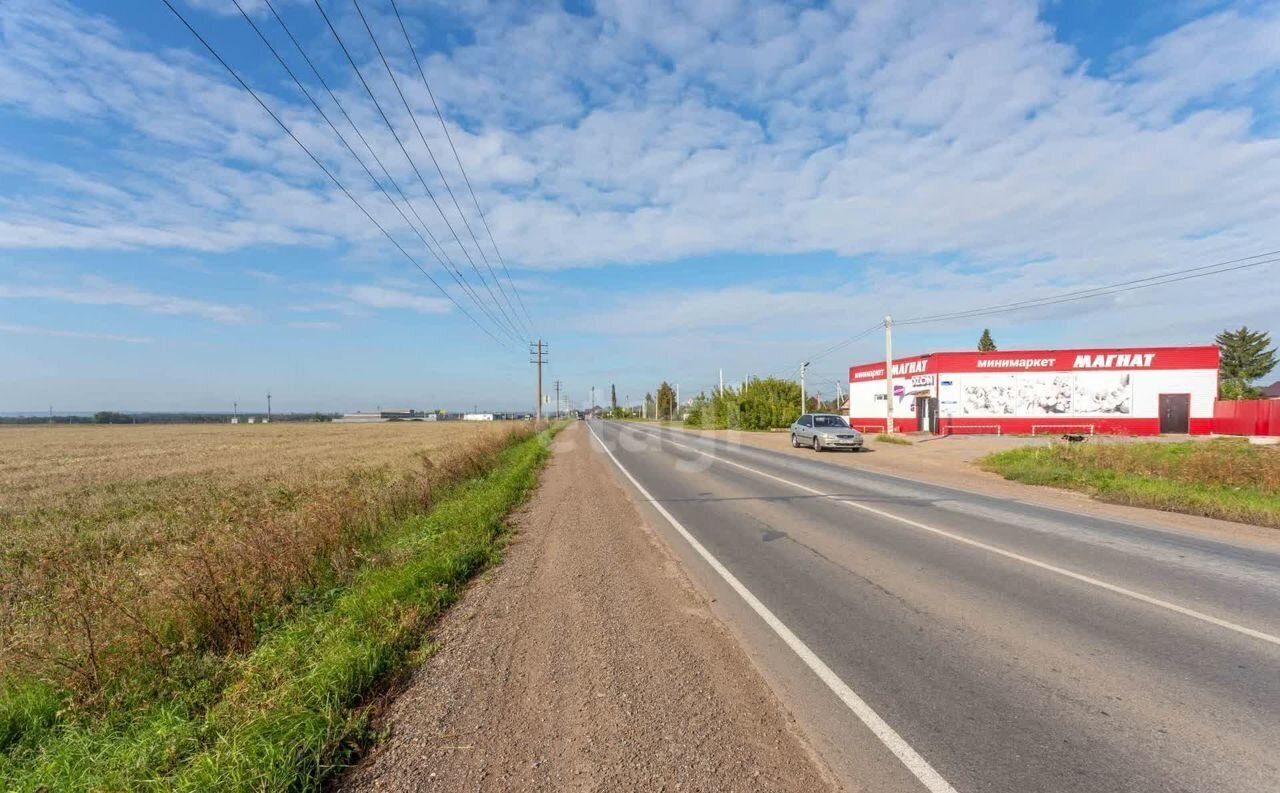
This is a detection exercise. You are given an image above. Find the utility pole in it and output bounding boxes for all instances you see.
[590,385,595,415]
[800,361,810,415]
[884,315,894,434]
[48,404,53,426]
[267,392,272,423]
[529,340,547,424]
[719,368,724,396]
[553,380,562,420]
[675,383,680,420]
[233,401,238,424]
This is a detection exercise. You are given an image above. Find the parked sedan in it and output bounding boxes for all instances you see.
[790,413,864,452]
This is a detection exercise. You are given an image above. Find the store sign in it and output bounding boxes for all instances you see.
[911,374,935,387]
[1073,352,1156,369]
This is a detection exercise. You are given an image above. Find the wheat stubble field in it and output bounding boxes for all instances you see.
[0,420,521,704]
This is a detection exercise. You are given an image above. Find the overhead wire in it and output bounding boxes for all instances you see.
[159,0,513,350]
[386,0,536,334]
[895,250,1280,326]
[796,249,1278,379]
[236,0,519,344]
[310,0,524,342]
[348,0,526,339]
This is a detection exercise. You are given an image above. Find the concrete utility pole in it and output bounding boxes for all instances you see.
[675,384,680,420]
[800,361,810,414]
[719,368,724,396]
[529,340,547,424]
[590,386,595,414]
[553,380,562,420]
[884,315,894,434]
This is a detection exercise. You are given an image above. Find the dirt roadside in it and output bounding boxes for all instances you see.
[678,427,1280,546]
[340,423,837,793]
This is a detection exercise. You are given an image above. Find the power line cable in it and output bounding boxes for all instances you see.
[237,0,518,343]
[387,0,536,334]
[896,251,1280,326]
[348,0,526,339]
[797,249,1280,372]
[311,0,523,341]
[160,0,513,351]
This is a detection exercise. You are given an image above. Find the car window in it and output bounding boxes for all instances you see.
[814,415,849,428]
[799,415,812,427]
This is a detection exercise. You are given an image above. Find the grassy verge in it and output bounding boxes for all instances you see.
[979,438,1280,528]
[875,433,912,445]
[0,427,555,791]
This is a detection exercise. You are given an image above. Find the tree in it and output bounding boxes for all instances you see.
[1216,326,1276,399]
[644,392,656,418]
[656,382,675,420]
[610,384,618,412]
[978,328,997,352]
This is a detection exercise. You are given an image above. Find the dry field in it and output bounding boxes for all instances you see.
[0,420,526,701]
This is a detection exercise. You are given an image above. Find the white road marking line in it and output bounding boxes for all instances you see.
[624,423,1280,649]
[586,421,959,793]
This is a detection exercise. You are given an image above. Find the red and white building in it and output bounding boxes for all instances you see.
[847,345,1219,435]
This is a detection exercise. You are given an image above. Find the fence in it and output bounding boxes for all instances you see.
[946,424,1002,436]
[851,424,886,433]
[1032,424,1095,435]
[1213,399,1280,436]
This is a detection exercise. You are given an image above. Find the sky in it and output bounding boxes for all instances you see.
[1,0,1278,413]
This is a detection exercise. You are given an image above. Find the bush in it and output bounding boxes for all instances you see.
[683,378,802,431]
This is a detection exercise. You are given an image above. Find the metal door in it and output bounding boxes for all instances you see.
[1158,394,1190,434]
[915,396,939,433]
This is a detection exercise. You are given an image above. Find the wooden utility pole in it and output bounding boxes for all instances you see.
[884,316,894,433]
[529,340,547,424]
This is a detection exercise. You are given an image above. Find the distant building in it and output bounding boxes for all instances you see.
[1262,381,1280,399]
[462,413,495,421]
[230,417,239,425]
[333,409,434,424]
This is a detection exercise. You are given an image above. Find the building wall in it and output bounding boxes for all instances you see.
[848,346,1218,435]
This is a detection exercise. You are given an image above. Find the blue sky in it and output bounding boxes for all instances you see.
[1,0,1278,412]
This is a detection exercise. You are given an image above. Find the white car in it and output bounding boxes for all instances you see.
[790,413,864,452]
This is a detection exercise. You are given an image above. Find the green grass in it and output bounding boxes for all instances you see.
[980,438,1280,528]
[874,433,912,445]
[0,427,555,791]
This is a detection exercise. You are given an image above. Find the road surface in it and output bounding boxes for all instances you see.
[588,419,1280,793]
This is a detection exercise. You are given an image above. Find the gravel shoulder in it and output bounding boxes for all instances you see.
[677,426,1280,547]
[341,423,837,793]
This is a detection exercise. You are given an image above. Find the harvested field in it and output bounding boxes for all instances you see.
[0,421,525,705]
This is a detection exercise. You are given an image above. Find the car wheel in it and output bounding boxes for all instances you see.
[812,435,822,452]
[790,433,799,448]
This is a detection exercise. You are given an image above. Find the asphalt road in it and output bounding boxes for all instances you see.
[587,419,1280,793]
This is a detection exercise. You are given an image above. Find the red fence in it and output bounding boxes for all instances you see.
[1213,400,1280,436]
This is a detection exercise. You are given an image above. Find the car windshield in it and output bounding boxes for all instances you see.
[813,415,849,428]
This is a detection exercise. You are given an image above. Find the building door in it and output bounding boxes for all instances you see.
[1159,393,1190,434]
[915,396,939,433]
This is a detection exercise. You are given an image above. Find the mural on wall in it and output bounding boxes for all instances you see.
[959,373,1131,417]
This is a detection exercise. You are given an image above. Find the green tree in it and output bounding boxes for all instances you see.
[978,328,997,352]
[1216,326,1276,399]
[656,382,675,420]
[610,384,618,412]
[644,392,656,418]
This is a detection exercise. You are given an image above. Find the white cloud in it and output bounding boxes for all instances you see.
[0,277,253,323]
[0,322,151,343]
[0,0,1278,344]
[337,284,453,314]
